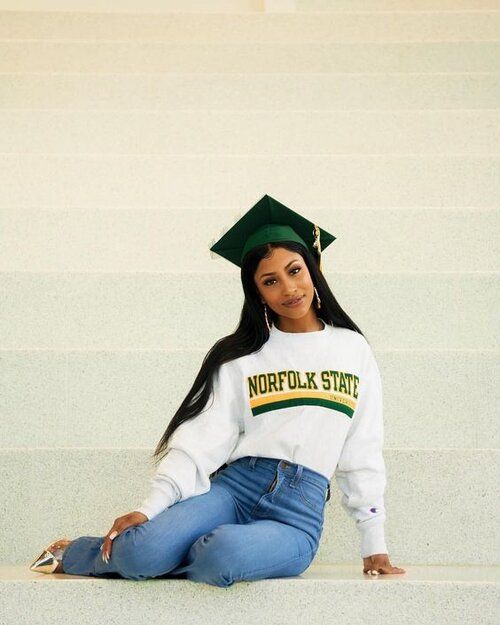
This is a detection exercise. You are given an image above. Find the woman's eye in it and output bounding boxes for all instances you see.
[263,267,301,286]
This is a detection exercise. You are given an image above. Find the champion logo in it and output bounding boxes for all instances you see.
[370,507,378,513]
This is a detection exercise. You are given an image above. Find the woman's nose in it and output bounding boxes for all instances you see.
[283,286,298,297]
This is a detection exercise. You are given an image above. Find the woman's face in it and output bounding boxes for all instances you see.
[254,247,316,321]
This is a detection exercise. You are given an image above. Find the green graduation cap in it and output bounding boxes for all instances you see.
[209,194,336,271]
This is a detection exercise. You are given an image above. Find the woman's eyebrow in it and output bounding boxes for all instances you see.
[259,260,300,279]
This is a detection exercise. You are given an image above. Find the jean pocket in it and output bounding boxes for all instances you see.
[297,481,326,513]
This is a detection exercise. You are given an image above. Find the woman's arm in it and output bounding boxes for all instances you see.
[136,361,242,521]
[334,342,389,559]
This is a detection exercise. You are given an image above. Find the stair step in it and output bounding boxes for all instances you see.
[1,208,497,273]
[1,110,498,155]
[0,154,496,209]
[0,10,498,42]
[0,564,498,625]
[0,349,497,449]
[1,73,497,110]
[0,272,497,350]
[1,41,498,73]
[1,448,498,566]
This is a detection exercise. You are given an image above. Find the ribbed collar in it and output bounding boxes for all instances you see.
[268,317,331,344]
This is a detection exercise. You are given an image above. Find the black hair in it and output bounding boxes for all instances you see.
[150,241,367,474]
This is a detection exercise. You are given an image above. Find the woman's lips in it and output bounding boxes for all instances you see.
[283,295,305,307]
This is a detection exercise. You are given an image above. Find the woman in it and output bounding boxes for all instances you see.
[30,194,405,585]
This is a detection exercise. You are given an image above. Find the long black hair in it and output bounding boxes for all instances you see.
[150,240,366,470]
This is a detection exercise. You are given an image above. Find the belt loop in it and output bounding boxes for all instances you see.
[290,464,302,488]
[249,456,257,470]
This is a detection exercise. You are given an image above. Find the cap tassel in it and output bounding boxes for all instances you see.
[312,224,323,273]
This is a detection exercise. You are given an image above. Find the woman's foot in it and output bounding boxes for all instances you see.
[47,539,72,573]
[30,537,72,574]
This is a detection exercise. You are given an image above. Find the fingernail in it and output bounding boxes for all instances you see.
[109,531,118,540]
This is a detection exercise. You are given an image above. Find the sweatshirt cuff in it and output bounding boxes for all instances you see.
[358,522,388,559]
[135,477,181,521]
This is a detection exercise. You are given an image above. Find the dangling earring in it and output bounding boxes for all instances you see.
[314,287,321,309]
[263,303,272,331]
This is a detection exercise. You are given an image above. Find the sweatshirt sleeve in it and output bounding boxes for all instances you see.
[135,361,242,521]
[334,342,389,559]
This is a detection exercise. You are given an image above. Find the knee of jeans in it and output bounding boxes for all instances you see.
[110,526,153,579]
[184,526,238,588]
[187,524,236,561]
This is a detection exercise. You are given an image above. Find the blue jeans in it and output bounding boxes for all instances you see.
[61,456,330,587]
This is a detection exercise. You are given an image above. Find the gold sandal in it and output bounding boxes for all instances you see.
[29,538,72,574]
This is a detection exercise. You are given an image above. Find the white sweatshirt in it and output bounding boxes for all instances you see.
[135,318,388,558]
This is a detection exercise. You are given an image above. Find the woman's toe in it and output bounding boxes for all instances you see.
[49,538,72,551]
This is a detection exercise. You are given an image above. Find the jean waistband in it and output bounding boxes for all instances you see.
[242,456,330,489]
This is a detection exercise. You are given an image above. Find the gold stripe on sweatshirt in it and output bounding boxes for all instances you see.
[250,390,357,418]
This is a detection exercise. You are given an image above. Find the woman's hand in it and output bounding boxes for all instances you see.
[101,511,149,563]
[363,553,406,575]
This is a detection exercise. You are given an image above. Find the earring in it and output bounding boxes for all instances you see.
[314,287,321,309]
[263,303,272,331]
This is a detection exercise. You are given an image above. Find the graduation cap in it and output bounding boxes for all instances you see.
[209,194,336,271]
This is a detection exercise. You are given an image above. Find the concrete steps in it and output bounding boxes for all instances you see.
[1,10,499,42]
[0,154,497,208]
[0,1,498,622]
[1,73,498,110]
[2,41,498,73]
[0,272,497,348]
[1,208,498,272]
[1,350,497,449]
[0,564,497,625]
[0,448,497,567]
[1,110,498,154]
